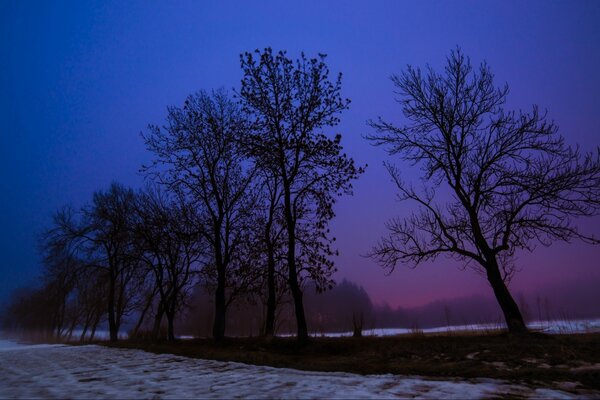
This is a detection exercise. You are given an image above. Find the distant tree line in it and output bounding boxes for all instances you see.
[178,278,600,337]
[2,47,599,340]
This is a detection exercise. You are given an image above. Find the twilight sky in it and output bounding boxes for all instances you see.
[1,0,599,308]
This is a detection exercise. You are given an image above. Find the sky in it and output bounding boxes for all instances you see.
[1,0,599,309]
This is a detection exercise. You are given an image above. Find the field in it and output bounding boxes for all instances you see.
[0,336,598,399]
[2,328,600,399]
[107,333,600,393]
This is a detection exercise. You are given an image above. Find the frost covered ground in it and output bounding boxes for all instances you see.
[0,340,593,399]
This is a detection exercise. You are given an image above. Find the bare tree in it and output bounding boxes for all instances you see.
[3,222,86,341]
[74,267,106,342]
[240,48,364,341]
[87,183,140,341]
[4,207,107,342]
[54,183,140,341]
[250,169,287,337]
[367,48,600,333]
[133,187,203,341]
[143,89,257,341]
[38,229,81,339]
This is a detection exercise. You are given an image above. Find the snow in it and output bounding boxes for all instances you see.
[68,329,128,340]
[0,339,64,352]
[528,319,600,334]
[316,318,600,338]
[0,341,591,399]
[17,318,597,344]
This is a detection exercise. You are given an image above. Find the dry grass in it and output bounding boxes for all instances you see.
[104,332,600,390]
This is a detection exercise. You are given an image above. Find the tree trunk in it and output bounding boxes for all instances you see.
[56,296,67,339]
[288,267,308,341]
[152,300,164,340]
[80,319,89,342]
[264,244,276,337]
[132,291,155,339]
[114,275,127,339]
[166,311,175,342]
[283,188,308,341]
[352,312,363,338]
[66,317,77,341]
[213,266,227,341]
[107,272,118,342]
[486,259,528,334]
[90,311,101,341]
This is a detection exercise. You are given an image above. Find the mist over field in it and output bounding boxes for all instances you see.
[174,277,600,338]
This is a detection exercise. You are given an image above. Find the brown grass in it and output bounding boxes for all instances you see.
[103,332,600,391]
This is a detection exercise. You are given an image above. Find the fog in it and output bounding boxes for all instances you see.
[173,277,600,337]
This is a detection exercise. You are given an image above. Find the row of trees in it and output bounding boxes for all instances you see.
[3,184,200,342]
[4,47,599,339]
[4,48,363,342]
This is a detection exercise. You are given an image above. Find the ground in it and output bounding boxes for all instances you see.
[1,336,599,399]
[108,333,600,392]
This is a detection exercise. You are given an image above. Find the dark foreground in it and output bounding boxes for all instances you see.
[106,332,600,391]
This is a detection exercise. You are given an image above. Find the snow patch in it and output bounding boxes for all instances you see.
[314,318,600,338]
[0,339,64,352]
[0,343,592,399]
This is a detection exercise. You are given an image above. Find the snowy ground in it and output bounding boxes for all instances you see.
[39,318,600,341]
[317,318,600,338]
[0,339,64,352]
[0,340,593,399]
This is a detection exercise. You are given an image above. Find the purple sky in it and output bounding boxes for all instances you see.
[1,0,599,308]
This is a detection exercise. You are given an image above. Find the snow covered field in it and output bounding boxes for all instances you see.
[0,340,593,399]
[0,339,64,352]
[318,318,600,338]
[27,318,600,342]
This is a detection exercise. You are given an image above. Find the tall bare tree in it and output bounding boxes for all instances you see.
[240,48,364,340]
[143,89,257,341]
[367,48,600,333]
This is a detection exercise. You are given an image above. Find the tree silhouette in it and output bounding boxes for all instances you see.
[72,267,106,341]
[244,170,287,337]
[240,48,364,340]
[143,89,257,341]
[50,183,141,341]
[261,177,286,337]
[133,187,203,341]
[367,48,600,334]
[38,228,81,339]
